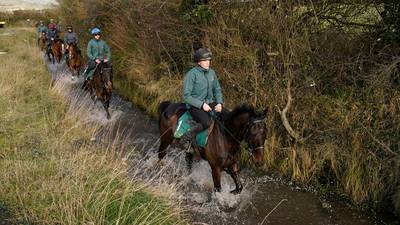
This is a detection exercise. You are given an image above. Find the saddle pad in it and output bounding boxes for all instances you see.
[174,111,208,148]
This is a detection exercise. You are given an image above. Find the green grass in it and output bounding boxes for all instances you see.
[0,27,184,225]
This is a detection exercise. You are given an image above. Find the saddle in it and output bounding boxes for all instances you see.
[164,103,214,148]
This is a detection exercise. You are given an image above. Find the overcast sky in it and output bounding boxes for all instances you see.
[0,0,57,11]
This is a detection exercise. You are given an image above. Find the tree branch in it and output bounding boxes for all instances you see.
[278,77,304,144]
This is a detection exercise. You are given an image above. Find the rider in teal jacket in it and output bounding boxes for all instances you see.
[37,21,47,36]
[87,34,111,61]
[183,66,223,109]
[84,28,111,80]
[37,21,47,45]
[183,48,224,138]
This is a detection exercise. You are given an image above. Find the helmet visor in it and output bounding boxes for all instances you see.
[200,52,212,61]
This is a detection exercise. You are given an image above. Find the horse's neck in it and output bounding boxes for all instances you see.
[69,47,75,57]
[225,113,250,141]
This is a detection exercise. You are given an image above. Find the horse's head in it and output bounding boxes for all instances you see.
[228,105,267,166]
[69,42,76,49]
[244,113,267,166]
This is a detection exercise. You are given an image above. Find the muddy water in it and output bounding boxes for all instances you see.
[47,58,380,225]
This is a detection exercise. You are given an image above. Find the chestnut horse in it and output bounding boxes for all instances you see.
[157,102,267,194]
[66,43,81,78]
[85,62,113,119]
[47,38,63,64]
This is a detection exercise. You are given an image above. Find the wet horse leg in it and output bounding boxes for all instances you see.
[93,88,101,103]
[227,163,243,194]
[211,166,222,192]
[103,99,111,119]
[158,127,173,163]
[185,152,194,172]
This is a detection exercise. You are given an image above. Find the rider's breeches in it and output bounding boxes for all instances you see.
[87,60,112,71]
[87,60,97,71]
[189,102,228,130]
[189,106,213,130]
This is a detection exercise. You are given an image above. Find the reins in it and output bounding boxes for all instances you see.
[211,111,265,153]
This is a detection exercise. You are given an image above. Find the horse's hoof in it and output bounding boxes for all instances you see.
[156,159,165,166]
[230,189,241,195]
[214,187,222,193]
[230,186,243,195]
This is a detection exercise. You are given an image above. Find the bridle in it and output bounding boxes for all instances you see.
[215,114,265,155]
[242,118,265,154]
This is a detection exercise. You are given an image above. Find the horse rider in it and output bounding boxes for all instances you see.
[46,20,60,53]
[183,48,224,139]
[47,19,57,31]
[37,21,47,41]
[64,25,80,61]
[83,28,111,80]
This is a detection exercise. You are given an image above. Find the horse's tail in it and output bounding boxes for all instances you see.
[158,101,171,116]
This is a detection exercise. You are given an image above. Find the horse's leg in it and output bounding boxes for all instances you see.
[211,166,222,192]
[92,93,97,103]
[227,163,243,194]
[46,50,50,62]
[158,128,173,162]
[185,152,194,173]
[103,100,111,119]
[91,86,99,103]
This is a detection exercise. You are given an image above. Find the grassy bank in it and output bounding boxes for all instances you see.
[0,28,184,224]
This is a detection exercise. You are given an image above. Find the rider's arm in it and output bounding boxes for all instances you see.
[212,71,223,105]
[183,72,203,109]
[104,42,111,60]
[87,41,95,60]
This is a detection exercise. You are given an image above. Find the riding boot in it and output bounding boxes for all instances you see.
[182,122,204,144]
[190,122,205,138]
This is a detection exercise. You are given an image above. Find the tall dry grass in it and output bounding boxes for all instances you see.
[0,28,185,224]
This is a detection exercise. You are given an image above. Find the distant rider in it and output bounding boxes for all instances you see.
[83,28,111,80]
[37,21,47,43]
[63,25,80,62]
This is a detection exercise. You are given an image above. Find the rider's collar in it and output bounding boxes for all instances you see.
[195,65,209,72]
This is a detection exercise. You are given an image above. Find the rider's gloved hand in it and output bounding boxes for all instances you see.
[202,103,212,112]
[214,104,222,113]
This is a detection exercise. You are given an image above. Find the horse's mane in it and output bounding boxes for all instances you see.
[224,104,257,122]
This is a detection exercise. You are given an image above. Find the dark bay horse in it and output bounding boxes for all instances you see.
[66,43,81,78]
[85,62,113,119]
[47,38,63,64]
[157,102,267,194]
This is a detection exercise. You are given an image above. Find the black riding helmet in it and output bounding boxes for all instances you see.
[66,25,73,30]
[194,48,212,63]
